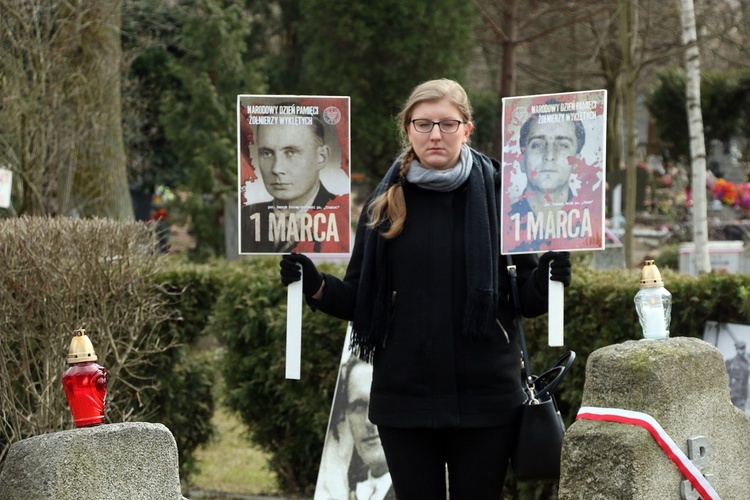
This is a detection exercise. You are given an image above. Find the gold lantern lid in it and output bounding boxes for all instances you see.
[67,328,98,363]
[639,260,664,287]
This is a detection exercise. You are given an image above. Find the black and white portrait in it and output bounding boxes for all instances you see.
[315,325,394,500]
[704,321,750,416]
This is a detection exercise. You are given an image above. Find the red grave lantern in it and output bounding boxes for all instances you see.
[62,328,108,427]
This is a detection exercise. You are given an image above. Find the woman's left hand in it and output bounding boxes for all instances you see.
[536,251,572,291]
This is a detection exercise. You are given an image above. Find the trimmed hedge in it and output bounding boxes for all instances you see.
[210,257,346,495]
[210,258,750,497]
[4,218,745,498]
[152,261,231,479]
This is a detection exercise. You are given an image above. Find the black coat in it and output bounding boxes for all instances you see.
[313,174,547,429]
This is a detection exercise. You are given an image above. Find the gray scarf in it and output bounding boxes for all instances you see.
[405,145,472,192]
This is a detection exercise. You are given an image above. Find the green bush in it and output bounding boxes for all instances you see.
[523,265,750,424]
[214,259,750,497]
[655,243,681,270]
[152,260,232,479]
[509,264,750,497]
[211,257,346,496]
[153,346,216,480]
[6,219,743,499]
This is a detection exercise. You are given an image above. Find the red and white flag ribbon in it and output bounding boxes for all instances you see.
[576,406,720,500]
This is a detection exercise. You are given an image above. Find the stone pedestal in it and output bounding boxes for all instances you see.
[559,337,750,499]
[0,422,184,500]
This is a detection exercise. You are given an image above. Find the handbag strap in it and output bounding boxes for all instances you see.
[532,350,576,400]
[507,255,575,403]
[506,255,537,400]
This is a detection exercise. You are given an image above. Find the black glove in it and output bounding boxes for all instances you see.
[280,253,324,297]
[536,251,572,292]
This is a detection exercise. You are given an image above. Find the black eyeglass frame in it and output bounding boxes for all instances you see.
[410,119,466,134]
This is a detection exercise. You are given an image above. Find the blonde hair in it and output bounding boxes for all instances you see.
[368,79,473,238]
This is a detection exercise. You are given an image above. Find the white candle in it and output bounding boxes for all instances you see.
[641,300,666,340]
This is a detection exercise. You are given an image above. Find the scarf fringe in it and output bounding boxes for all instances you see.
[351,283,388,363]
[349,338,375,363]
[350,325,379,363]
[463,289,498,340]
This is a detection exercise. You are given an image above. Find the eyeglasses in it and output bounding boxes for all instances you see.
[410,119,465,134]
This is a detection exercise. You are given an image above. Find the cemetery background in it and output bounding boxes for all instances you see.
[3,1,750,499]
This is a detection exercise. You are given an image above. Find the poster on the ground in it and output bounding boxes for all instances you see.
[703,321,750,417]
[500,90,607,255]
[315,324,395,500]
[237,95,351,255]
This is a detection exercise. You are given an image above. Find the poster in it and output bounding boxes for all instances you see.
[500,90,607,255]
[0,167,12,209]
[237,95,351,255]
[315,325,394,500]
[703,321,750,417]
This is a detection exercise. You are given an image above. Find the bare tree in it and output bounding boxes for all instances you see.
[681,0,710,273]
[473,0,610,150]
[619,0,640,269]
[0,0,133,219]
[473,0,746,267]
[0,1,66,215]
[0,217,176,460]
[57,0,133,219]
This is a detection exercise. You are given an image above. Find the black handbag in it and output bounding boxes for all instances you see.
[506,256,575,481]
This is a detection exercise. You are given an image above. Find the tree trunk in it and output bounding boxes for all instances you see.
[57,0,133,220]
[500,0,518,99]
[495,0,519,150]
[681,0,710,273]
[621,0,638,268]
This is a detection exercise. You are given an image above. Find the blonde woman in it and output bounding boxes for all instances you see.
[281,79,571,499]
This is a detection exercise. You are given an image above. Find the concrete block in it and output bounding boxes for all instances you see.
[0,422,184,500]
[559,337,750,499]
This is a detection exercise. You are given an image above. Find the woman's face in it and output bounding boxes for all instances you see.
[407,98,472,170]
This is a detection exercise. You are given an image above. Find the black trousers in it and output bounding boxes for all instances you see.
[376,424,516,500]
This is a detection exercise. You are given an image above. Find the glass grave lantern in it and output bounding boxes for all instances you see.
[634,260,672,340]
[62,328,108,427]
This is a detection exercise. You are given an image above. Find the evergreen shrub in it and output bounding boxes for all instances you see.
[7,221,740,497]
[216,259,750,497]
[211,256,347,496]
[153,260,231,479]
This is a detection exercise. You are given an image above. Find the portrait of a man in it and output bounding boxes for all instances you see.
[500,91,606,255]
[726,341,749,412]
[703,321,750,416]
[237,96,350,255]
[511,114,586,217]
[315,331,394,500]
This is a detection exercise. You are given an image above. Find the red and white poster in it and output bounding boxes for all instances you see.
[237,95,351,255]
[500,90,607,255]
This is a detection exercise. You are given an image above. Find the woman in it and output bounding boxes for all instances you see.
[280,78,571,499]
